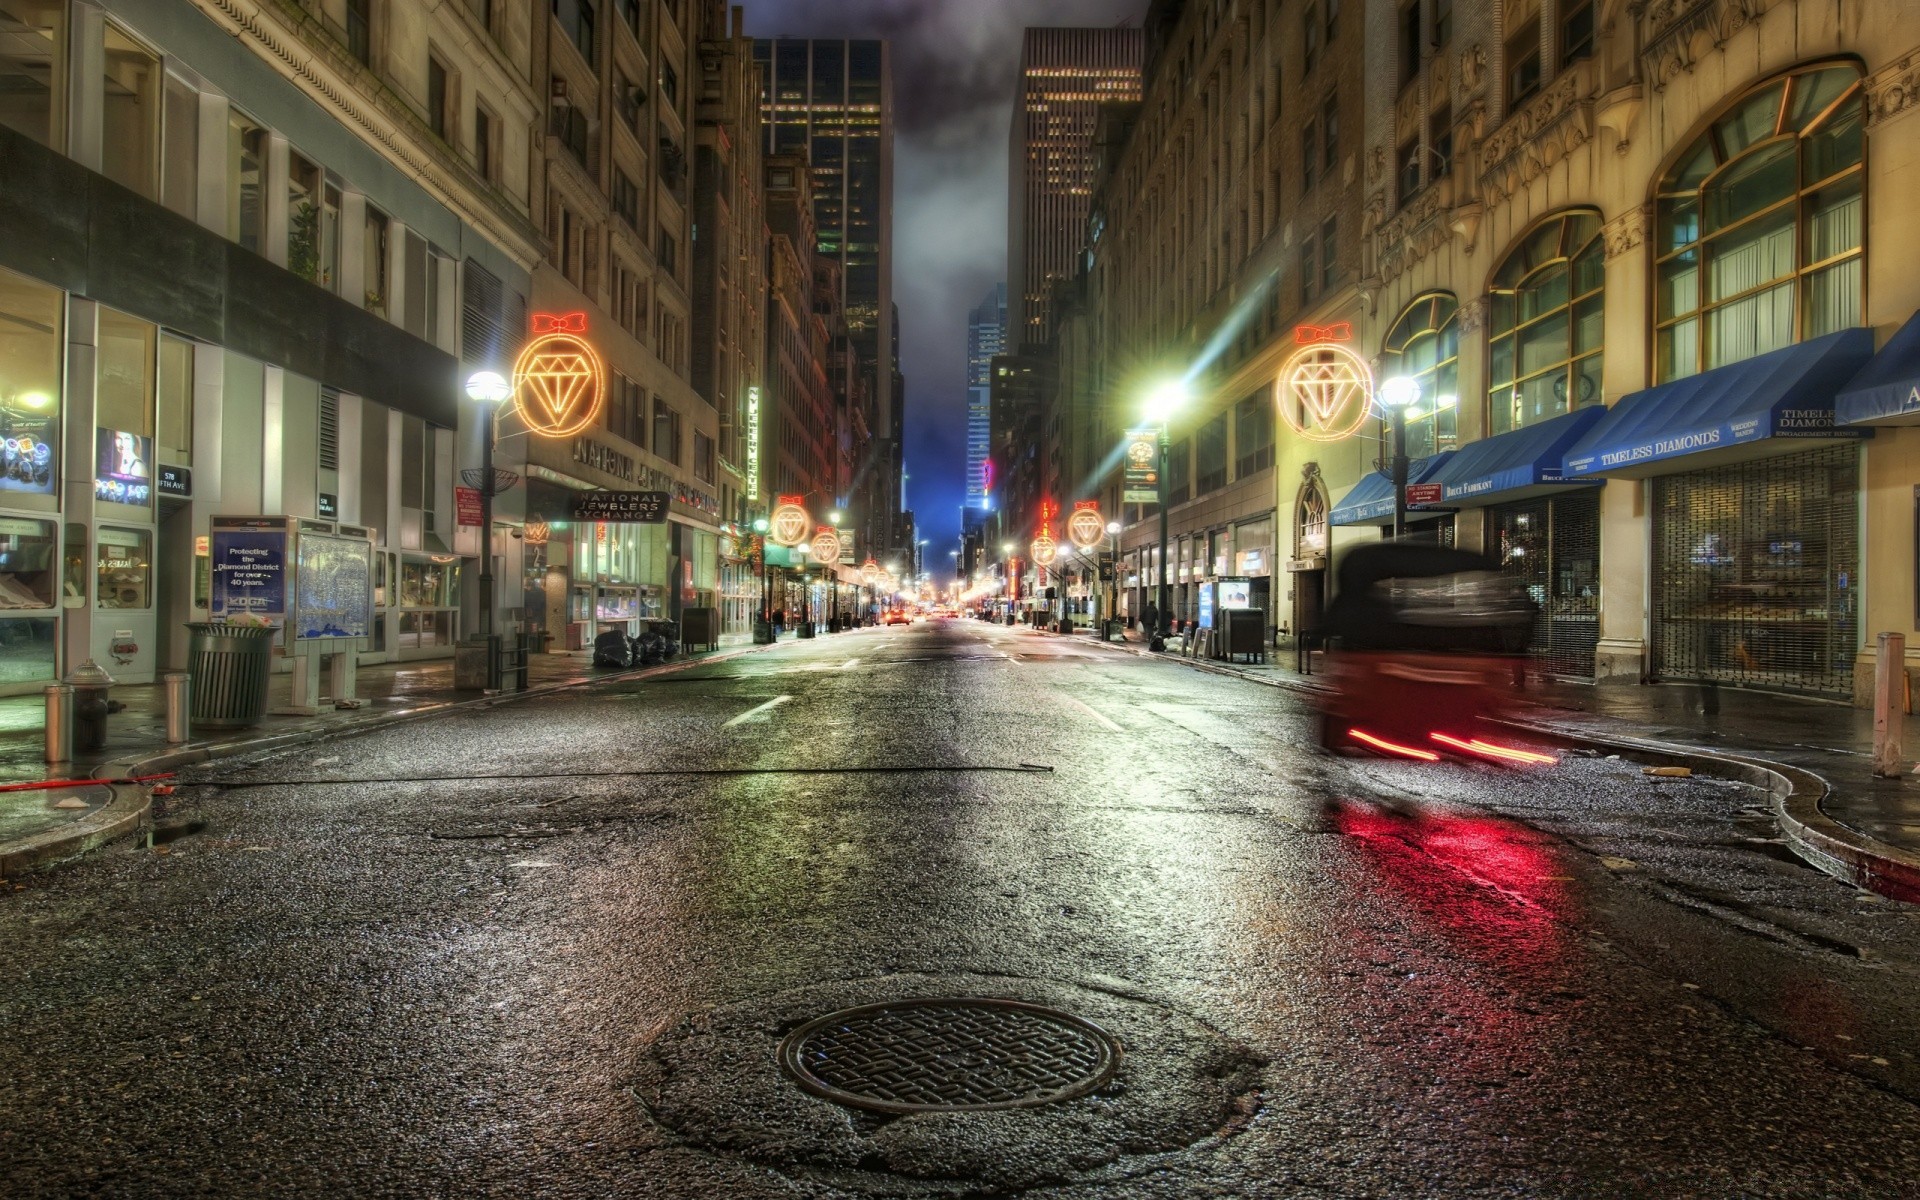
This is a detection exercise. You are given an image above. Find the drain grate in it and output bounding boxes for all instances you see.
[777,997,1121,1114]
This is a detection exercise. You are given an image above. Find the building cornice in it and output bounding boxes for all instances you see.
[201,0,546,270]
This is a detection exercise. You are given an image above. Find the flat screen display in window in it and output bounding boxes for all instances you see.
[95,427,152,504]
[0,409,56,494]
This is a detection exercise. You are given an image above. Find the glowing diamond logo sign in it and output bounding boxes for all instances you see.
[1066,502,1105,550]
[770,496,811,547]
[809,527,842,565]
[1030,526,1058,567]
[512,313,606,438]
[1276,334,1374,443]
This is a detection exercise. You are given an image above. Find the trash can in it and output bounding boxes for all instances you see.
[69,659,115,752]
[185,622,276,728]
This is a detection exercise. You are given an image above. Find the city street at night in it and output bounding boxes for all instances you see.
[5,619,1919,1197]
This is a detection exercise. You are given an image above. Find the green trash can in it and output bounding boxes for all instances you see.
[185,623,276,728]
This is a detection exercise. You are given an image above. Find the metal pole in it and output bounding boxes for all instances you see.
[162,672,190,744]
[1157,424,1171,636]
[1873,631,1906,778]
[43,683,72,764]
[479,408,496,637]
[1390,407,1409,542]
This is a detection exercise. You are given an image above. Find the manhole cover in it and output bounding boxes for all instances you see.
[778,997,1122,1113]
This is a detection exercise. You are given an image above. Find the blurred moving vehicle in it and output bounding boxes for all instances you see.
[1312,543,1551,766]
[885,609,912,626]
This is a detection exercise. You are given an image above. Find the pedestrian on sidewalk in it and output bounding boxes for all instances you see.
[1141,600,1160,647]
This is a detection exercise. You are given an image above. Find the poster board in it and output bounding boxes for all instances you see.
[293,530,374,641]
[210,517,288,623]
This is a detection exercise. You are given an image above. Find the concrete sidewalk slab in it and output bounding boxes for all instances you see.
[0,638,777,877]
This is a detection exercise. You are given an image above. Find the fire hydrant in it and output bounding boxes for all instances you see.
[69,659,115,753]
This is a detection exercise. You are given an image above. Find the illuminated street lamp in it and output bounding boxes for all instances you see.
[1143,378,1190,639]
[464,371,513,639]
[1378,375,1421,541]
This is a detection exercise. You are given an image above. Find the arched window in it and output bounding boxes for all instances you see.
[1488,210,1604,436]
[1295,477,1328,559]
[1654,63,1864,382]
[1379,293,1459,459]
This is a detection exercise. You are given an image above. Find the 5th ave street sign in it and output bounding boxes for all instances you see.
[570,491,670,522]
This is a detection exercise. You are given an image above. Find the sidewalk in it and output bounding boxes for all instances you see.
[0,636,761,867]
[1054,622,1920,895]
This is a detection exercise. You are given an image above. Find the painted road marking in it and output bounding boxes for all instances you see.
[1061,694,1124,732]
[724,694,793,726]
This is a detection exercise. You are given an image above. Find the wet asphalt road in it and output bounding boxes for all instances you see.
[5,619,1920,1197]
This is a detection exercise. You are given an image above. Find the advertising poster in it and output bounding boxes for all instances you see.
[95,428,152,504]
[0,409,56,496]
[455,485,484,527]
[1198,582,1216,629]
[294,532,373,639]
[210,519,287,620]
[1123,427,1160,503]
[1219,577,1253,609]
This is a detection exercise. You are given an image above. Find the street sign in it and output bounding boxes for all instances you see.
[455,486,484,526]
[1404,482,1444,506]
[569,490,669,522]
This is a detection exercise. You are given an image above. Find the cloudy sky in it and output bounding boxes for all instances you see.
[740,0,1141,564]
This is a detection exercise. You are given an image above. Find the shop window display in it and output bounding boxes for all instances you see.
[96,527,150,610]
[0,266,61,495]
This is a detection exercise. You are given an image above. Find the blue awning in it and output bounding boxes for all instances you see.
[1563,328,1873,478]
[1424,406,1606,505]
[1329,452,1454,526]
[1837,310,1920,425]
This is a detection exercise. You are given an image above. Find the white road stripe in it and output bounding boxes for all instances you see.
[1062,694,1124,732]
[724,694,792,726]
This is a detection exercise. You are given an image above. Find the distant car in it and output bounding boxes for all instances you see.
[885,610,911,626]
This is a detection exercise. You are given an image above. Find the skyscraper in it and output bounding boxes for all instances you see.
[752,38,900,553]
[965,283,1007,524]
[1007,28,1144,346]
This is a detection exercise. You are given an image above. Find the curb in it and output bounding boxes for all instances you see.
[0,640,779,877]
[1042,627,1920,903]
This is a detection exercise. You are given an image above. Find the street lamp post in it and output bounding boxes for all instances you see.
[1144,380,1189,640]
[464,371,512,639]
[1105,519,1122,636]
[1378,376,1421,542]
[828,510,843,631]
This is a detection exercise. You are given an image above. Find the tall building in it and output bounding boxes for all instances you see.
[965,283,1007,524]
[751,37,900,556]
[1007,27,1143,347]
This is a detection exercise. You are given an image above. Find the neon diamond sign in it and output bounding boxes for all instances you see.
[512,319,607,438]
[1276,340,1374,443]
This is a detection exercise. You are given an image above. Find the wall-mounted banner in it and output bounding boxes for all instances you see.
[455,485,485,526]
[570,490,670,522]
[95,428,152,504]
[1123,427,1159,503]
[210,517,287,621]
[744,385,762,502]
[1275,340,1375,442]
[513,313,606,436]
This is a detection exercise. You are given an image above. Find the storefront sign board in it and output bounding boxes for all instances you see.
[570,491,670,522]
[157,464,191,497]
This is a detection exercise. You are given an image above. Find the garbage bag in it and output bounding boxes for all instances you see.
[592,628,635,669]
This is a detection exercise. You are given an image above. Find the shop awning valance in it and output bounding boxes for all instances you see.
[1836,310,1920,426]
[1424,406,1605,506]
[1328,452,1454,526]
[1562,328,1873,479]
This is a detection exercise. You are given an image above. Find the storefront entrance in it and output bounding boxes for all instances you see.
[1490,491,1600,680]
[1651,445,1859,696]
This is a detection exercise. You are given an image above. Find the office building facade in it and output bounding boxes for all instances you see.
[964,282,1006,525]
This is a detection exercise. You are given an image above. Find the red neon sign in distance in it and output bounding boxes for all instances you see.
[532,311,588,334]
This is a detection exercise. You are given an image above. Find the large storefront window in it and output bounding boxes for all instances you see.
[101,21,161,200]
[1652,444,1858,696]
[397,558,460,650]
[0,514,58,684]
[0,1,62,148]
[1379,293,1459,459]
[0,266,61,497]
[1491,492,1600,680]
[1489,211,1604,436]
[1655,64,1864,382]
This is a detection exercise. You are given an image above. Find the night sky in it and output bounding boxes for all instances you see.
[740,0,1141,571]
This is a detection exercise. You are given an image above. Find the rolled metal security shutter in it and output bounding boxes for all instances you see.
[1652,445,1859,696]
[1491,492,1599,680]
